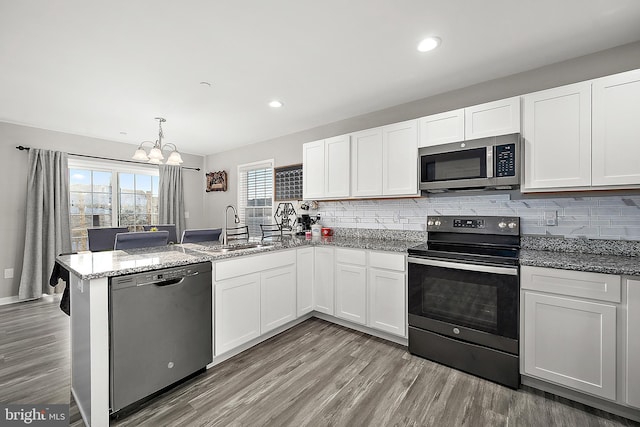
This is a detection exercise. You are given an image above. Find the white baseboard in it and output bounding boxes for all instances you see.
[0,295,21,306]
[0,293,62,306]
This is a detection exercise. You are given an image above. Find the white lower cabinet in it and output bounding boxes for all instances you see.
[314,247,335,315]
[260,264,296,334]
[626,279,640,409]
[214,250,296,356]
[523,291,617,400]
[335,249,367,325]
[368,268,406,337]
[296,247,314,316]
[215,273,261,355]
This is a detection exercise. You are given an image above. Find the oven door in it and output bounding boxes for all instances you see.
[408,257,518,354]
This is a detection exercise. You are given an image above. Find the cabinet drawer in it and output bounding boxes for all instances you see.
[521,266,620,303]
[215,250,296,281]
[335,248,366,265]
[369,251,405,272]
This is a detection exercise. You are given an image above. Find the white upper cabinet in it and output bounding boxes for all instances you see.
[351,127,383,197]
[302,139,326,199]
[418,109,465,147]
[592,69,640,187]
[465,97,521,140]
[302,135,350,200]
[382,120,418,196]
[522,82,592,191]
[324,135,351,198]
[418,97,520,148]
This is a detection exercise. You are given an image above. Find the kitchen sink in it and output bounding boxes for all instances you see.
[207,242,271,252]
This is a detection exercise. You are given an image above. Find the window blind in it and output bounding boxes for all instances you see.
[237,160,274,236]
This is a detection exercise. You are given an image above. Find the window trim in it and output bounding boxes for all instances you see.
[68,159,159,250]
[237,159,274,235]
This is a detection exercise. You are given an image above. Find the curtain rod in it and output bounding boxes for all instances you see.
[15,145,201,171]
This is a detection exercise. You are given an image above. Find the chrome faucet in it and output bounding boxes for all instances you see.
[223,205,240,245]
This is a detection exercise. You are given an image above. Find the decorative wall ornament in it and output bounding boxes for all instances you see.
[206,171,227,192]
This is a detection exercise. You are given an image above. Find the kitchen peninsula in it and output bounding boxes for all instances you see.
[57,235,415,427]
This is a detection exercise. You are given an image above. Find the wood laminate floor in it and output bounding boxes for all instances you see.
[1,299,637,426]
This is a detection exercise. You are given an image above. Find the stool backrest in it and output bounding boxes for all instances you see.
[114,231,169,250]
[87,227,129,252]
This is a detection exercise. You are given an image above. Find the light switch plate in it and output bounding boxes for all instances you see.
[544,210,558,226]
[4,268,14,279]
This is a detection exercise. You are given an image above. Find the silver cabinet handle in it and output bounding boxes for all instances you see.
[407,257,518,276]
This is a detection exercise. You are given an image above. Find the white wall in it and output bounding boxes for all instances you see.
[0,122,206,298]
[205,41,640,227]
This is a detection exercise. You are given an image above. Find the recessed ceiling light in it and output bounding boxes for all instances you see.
[119,131,127,135]
[417,37,441,52]
[269,100,283,108]
[200,81,212,87]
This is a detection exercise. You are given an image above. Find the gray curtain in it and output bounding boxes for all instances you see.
[158,164,186,239]
[19,149,72,300]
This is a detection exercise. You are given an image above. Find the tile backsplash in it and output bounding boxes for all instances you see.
[317,194,640,240]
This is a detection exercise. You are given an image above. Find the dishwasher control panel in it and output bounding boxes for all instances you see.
[110,262,210,289]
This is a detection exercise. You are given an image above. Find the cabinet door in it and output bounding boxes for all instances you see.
[296,247,314,317]
[418,109,465,147]
[335,263,367,325]
[260,264,296,334]
[314,247,335,315]
[626,279,640,408]
[368,268,406,337]
[303,139,325,199]
[522,82,592,191]
[465,97,520,140]
[215,273,261,355]
[382,120,418,196]
[351,127,383,197]
[325,134,351,198]
[592,69,640,187]
[523,291,616,400]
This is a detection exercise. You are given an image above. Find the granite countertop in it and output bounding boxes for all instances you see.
[519,250,640,276]
[58,232,640,280]
[520,236,640,277]
[57,235,417,280]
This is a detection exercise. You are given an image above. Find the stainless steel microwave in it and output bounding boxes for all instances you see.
[419,133,521,192]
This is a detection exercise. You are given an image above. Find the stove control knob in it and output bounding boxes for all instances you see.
[498,221,507,229]
[434,220,441,226]
[427,220,434,226]
[508,221,517,229]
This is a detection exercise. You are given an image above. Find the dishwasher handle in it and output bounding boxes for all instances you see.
[138,277,184,287]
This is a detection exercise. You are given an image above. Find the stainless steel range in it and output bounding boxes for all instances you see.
[407,215,520,388]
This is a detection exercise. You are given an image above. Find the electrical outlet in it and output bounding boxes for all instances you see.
[184,211,190,219]
[4,268,14,279]
[544,210,558,226]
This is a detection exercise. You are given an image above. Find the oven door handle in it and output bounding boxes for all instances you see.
[407,257,518,276]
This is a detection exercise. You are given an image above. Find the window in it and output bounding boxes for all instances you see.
[69,160,159,251]
[238,160,274,236]
[118,173,159,228]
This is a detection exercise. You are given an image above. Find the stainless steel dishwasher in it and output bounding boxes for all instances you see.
[109,261,212,414]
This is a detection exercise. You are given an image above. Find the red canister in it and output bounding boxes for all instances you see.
[321,227,333,237]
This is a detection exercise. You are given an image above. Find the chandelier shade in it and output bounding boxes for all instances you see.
[132,117,184,165]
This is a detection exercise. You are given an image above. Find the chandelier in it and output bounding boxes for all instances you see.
[132,117,184,165]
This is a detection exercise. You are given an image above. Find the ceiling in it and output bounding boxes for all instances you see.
[1,1,640,156]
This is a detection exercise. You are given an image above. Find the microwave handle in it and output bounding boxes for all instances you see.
[486,146,493,178]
